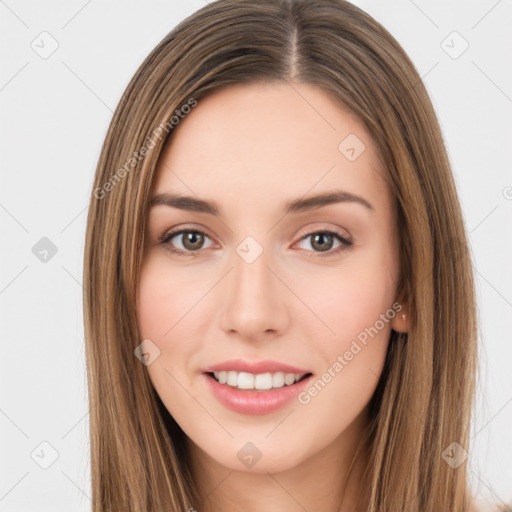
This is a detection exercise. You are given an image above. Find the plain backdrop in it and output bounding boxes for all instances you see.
[1,0,511,510]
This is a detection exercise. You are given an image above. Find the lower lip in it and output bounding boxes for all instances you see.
[203,373,313,415]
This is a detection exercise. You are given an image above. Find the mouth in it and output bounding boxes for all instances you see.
[205,370,313,391]
[203,370,314,415]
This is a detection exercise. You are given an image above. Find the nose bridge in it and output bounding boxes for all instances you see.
[220,234,289,337]
[234,238,271,295]
[231,236,274,310]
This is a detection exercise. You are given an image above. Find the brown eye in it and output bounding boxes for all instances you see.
[296,229,353,256]
[161,229,214,256]
[310,232,335,252]
[180,231,205,251]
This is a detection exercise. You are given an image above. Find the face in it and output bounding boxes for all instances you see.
[136,81,407,474]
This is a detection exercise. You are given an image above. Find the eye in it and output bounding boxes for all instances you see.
[159,227,353,258]
[295,229,353,256]
[160,229,214,256]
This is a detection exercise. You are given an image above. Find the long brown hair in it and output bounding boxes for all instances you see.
[83,0,481,510]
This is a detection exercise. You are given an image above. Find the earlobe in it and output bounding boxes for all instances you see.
[391,308,410,333]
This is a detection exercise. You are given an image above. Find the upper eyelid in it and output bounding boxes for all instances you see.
[160,225,215,244]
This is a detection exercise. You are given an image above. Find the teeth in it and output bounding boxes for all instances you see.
[226,371,237,386]
[238,372,254,389]
[212,371,306,390]
[272,372,285,388]
[284,373,295,385]
[254,373,272,390]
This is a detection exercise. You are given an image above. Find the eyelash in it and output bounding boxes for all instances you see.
[159,227,353,258]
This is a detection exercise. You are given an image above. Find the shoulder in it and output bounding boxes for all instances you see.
[469,498,511,512]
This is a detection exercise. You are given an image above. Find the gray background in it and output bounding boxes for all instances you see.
[1,0,511,510]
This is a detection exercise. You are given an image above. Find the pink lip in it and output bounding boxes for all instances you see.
[201,358,311,374]
[203,373,313,415]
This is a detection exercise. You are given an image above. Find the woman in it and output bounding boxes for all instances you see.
[83,0,508,510]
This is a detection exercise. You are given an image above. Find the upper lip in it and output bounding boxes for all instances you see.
[201,358,312,375]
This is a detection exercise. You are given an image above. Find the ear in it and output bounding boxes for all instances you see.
[390,302,410,333]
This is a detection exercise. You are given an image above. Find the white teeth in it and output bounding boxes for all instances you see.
[227,371,238,386]
[284,373,296,385]
[212,371,307,390]
[237,372,254,389]
[254,373,273,390]
[272,372,285,388]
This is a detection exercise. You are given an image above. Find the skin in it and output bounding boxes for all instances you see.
[136,81,409,512]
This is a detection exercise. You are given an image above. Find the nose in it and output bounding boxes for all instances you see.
[220,244,290,342]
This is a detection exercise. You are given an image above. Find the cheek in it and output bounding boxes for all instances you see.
[325,282,392,389]
[335,276,393,340]
[295,258,396,345]
[136,261,202,414]
[136,256,220,384]
[137,279,164,338]
[137,255,200,340]
[293,278,393,439]
[136,260,198,374]
[292,254,395,410]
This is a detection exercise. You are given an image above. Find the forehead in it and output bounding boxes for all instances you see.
[151,81,390,215]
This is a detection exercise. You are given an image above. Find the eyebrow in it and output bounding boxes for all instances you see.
[149,190,374,216]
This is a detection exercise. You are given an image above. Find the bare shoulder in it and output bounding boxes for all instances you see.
[469,498,512,512]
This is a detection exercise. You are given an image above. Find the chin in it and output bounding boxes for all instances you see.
[206,440,310,474]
